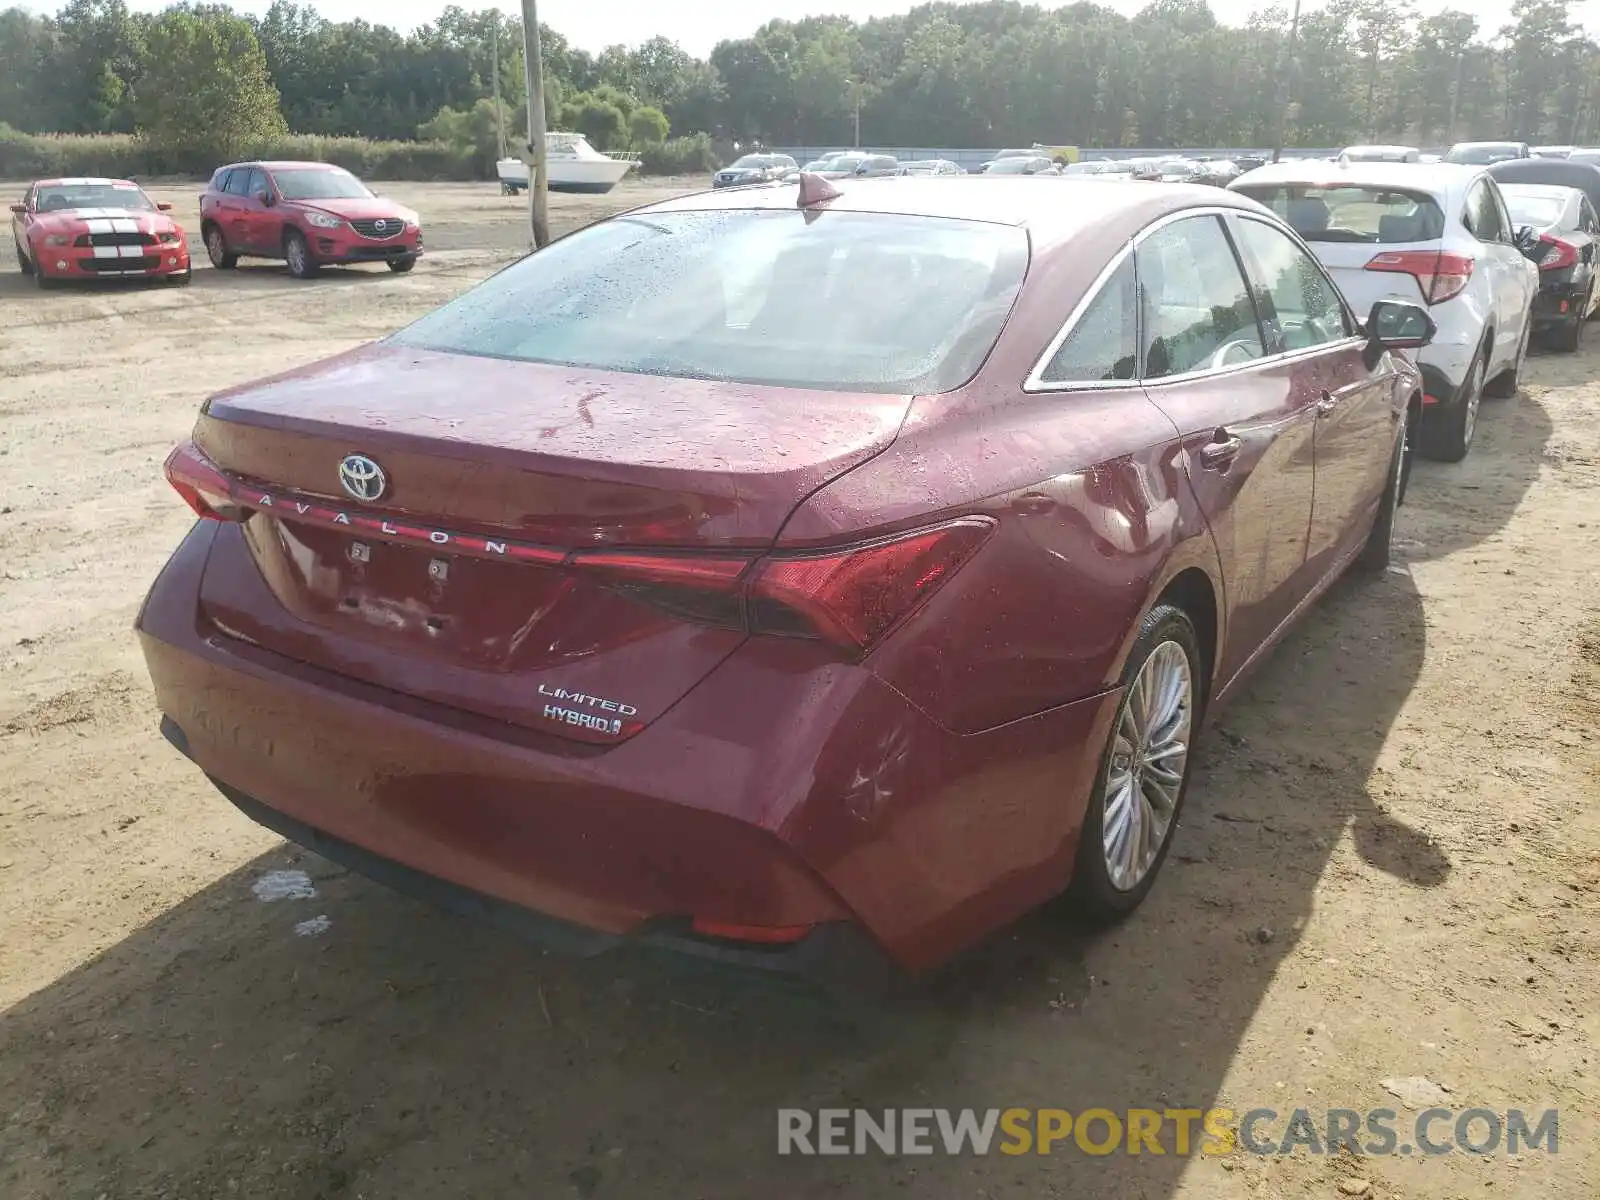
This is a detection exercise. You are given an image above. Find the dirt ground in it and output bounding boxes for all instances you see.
[1,177,1597,1200]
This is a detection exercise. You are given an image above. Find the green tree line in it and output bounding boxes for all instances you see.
[0,0,1596,157]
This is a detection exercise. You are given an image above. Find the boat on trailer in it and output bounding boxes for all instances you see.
[497,132,640,195]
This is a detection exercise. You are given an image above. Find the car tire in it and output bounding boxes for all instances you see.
[1552,289,1588,352]
[387,258,415,274]
[15,239,32,276]
[1069,603,1203,923]
[203,224,237,270]
[1419,346,1485,463]
[1484,318,1529,397]
[1355,409,1408,575]
[284,230,318,279]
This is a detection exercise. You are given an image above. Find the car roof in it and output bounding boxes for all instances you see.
[636,176,1269,249]
[1451,140,1526,149]
[1232,160,1477,198]
[221,161,345,172]
[33,176,135,188]
[1342,144,1418,153]
[1487,158,1600,180]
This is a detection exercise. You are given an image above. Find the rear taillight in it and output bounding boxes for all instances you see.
[747,519,994,649]
[568,517,995,655]
[1537,234,1578,272]
[164,441,245,521]
[1365,250,1474,303]
[568,549,753,629]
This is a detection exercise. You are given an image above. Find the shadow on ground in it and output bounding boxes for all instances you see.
[0,386,1552,1200]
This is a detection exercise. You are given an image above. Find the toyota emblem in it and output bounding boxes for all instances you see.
[338,453,387,502]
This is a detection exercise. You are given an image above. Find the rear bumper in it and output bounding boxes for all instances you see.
[1532,278,1588,327]
[138,521,1117,976]
[165,717,895,992]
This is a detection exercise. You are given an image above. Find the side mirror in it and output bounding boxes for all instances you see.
[8,203,23,215]
[156,201,173,212]
[1364,300,1436,366]
[854,164,870,176]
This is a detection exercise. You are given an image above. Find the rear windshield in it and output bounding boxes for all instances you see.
[389,209,1029,394]
[1234,184,1446,243]
[1503,194,1565,226]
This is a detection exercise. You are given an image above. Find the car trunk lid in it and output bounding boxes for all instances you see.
[190,344,911,743]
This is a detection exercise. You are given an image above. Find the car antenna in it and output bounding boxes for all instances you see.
[797,172,842,208]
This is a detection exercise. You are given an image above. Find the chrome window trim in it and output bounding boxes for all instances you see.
[1025,204,1379,394]
[1025,206,1263,392]
[1137,334,1368,391]
[1022,240,1139,393]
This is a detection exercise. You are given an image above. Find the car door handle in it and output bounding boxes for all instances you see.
[1198,431,1242,469]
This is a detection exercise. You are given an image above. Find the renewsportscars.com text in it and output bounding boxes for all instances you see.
[777,1107,1559,1157]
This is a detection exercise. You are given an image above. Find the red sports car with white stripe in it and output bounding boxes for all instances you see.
[10,177,192,288]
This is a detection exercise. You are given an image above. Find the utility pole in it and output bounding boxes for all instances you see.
[1269,0,1303,164]
[490,11,507,161]
[519,0,550,247]
[852,82,861,148]
[1447,45,1464,144]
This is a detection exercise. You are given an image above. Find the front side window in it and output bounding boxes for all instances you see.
[1231,217,1351,350]
[1039,256,1138,384]
[1465,181,1507,242]
[390,209,1029,395]
[1137,216,1264,379]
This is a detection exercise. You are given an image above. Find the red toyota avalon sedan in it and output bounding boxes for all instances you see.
[139,177,1432,984]
[199,161,421,279]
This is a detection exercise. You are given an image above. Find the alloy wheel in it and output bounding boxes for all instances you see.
[1102,640,1194,892]
[1461,356,1483,448]
[206,228,226,267]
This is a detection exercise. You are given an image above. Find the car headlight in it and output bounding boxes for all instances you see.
[159,231,181,245]
[305,212,343,229]
[45,234,69,246]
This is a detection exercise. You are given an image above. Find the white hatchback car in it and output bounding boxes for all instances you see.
[1231,162,1538,461]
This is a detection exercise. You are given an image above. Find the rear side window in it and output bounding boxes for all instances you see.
[1236,184,1445,243]
[212,168,234,194]
[390,209,1029,395]
[1039,256,1138,384]
[1138,215,1264,379]
[222,168,253,196]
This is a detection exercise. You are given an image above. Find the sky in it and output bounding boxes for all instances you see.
[104,0,1597,57]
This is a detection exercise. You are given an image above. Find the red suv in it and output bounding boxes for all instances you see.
[199,161,422,279]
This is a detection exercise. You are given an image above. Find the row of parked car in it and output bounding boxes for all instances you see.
[10,161,421,287]
[1227,149,1600,462]
[712,148,1264,186]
